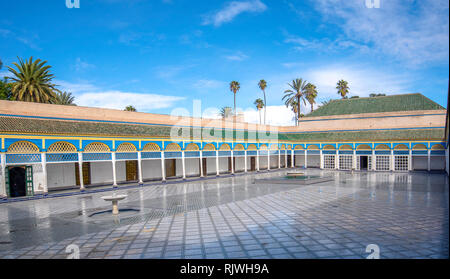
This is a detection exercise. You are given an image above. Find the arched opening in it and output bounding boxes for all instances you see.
[306,145,320,168]
[247,144,257,171]
[6,141,38,197]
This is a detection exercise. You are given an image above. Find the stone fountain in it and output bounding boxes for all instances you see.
[101,192,128,215]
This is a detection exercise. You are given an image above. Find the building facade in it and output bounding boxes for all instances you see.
[0,93,447,199]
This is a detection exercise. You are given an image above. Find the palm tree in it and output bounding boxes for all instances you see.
[254,98,264,125]
[258,79,267,124]
[54,91,76,105]
[305,83,318,113]
[290,100,299,126]
[229,81,240,115]
[0,59,3,70]
[369,93,386,97]
[7,57,59,103]
[219,106,233,119]
[282,78,309,125]
[336,80,349,99]
[124,105,137,112]
[321,99,332,106]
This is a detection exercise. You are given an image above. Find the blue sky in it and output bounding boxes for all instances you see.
[1,0,448,125]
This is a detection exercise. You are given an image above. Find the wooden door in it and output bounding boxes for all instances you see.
[75,162,91,186]
[202,158,207,175]
[165,159,176,177]
[126,160,138,181]
[250,157,256,171]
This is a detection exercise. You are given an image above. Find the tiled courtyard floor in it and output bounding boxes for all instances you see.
[0,169,448,259]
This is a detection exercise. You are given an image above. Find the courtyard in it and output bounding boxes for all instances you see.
[0,169,448,259]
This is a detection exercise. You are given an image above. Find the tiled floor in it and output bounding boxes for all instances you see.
[0,169,448,259]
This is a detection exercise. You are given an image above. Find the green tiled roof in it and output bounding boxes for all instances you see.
[0,116,445,142]
[280,129,445,142]
[305,93,445,117]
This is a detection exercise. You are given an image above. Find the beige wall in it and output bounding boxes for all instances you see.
[0,100,445,133]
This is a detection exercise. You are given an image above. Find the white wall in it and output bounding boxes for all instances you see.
[259,156,268,169]
[412,156,428,170]
[307,155,320,168]
[116,161,126,182]
[185,158,200,176]
[142,159,162,180]
[446,148,449,175]
[47,163,76,189]
[295,155,305,167]
[235,156,245,172]
[32,164,45,192]
[430,156,446,170]
[270,155,279,168]
[90,161,113,184]
[206,157,216,175]
[218,157,229,173]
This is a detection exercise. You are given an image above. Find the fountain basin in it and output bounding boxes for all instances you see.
[101,194,128,215]
[254,175,333,185]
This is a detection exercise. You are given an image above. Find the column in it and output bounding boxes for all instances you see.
[335,153,339,170]
[256,150,260,171]
[267,150,270,171]
[112,152,117,187]
[138,151,143,184]
[408,149,412,171]
[1,153,6,198]
[161,151,166,181]
[285,150,288,168]
[199,150,204,177]
[304,150,307,168]
[42,153,48,194]
[182,150,186,179]
[320,150,324,169]
[278,150,281,169]
[291,150,295,168]
[216,150,220,176]
[427,149,431,171]
[244,150,247,173]
[352,149,357,170]
[390,149,395,171]
[372,150,376,171]
[78,152,85,191]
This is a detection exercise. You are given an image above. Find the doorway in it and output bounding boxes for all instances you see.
[125,160,138,181]
[201,158,207,176]
[287,155,292,167]
[75,162,91,186]
[165,159,176,178]
[250,157,256,171]
[360,156,368,170]
[8,166,26,197]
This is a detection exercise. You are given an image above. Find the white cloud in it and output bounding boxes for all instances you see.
[55,80,185,112]
[76,91,185,111]
[224,51,249,61]
[155,64,196,80]
[0,71,11,79]
[202,0,267,27]
[311,0,449,65]
[74,58,95,72]
[284,35,369,53]
[193,79,226,89]
[304,64,412,102]
[243,105,297,126]
[55,80,99,94]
